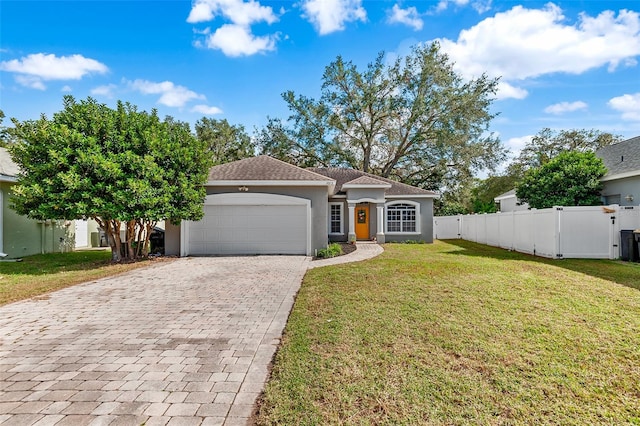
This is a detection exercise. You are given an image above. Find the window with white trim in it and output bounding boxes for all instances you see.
[328,202,343,234]
[386,202,419,233]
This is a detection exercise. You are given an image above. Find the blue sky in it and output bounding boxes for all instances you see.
[1,0,639,167]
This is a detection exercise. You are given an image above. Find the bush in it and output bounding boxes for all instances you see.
[317,243,343,259]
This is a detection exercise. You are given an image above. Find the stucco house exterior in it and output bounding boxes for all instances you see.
[596,136,640,206]
[0,147,77,258]
[165,156,437,256]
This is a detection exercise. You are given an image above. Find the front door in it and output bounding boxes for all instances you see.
[355,204,370,240]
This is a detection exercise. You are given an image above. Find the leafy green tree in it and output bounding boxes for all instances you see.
[9,96,211,261]
[258,42,506,190]
[515,151,607,209]
[194,117,254,165]
[508,128,620,177]
[468,174,521,213]
[0,110,16,147]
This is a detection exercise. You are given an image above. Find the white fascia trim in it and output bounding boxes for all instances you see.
[0,176,17,183]
[601,170,640,181]
[494,194,517,202]
[342,183,392,189]
[386,194,439,199]
[330,194,347,198]
[347,198,386,204]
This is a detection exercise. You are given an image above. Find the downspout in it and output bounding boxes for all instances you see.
[41,221,45,254]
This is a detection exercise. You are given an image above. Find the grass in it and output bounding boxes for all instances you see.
[0,250,168,306]
[257,240,640,425]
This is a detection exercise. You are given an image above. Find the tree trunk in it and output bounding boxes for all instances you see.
[97,218,122,263]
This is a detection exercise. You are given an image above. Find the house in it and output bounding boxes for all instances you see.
[495,136,640,212]
[596,136,640,206]
[164,156,437,256]
[0,147,76,258]
[494,189,529,212]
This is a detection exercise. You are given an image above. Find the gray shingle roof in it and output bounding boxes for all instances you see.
[0,147,19,179]
[596,136,640,177]
[208,156,335,182]
[494,189,516,200]
[308,167,437,196]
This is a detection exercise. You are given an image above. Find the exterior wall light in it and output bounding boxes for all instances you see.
[625,194,634,202]
[238,186,249,192]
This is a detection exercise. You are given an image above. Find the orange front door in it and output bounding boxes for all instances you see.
[354,205,370,240]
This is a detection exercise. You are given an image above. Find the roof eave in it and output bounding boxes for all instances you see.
[601,170,640,182]
[0,175,17,183]
[342,183,392,190]
[386,193,439,199]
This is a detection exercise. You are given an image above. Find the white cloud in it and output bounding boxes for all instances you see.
[61,85,72,92]
[0,53,108,90]
[434,4,640,99]
[496,82,528,100]
[435,0,469,13]
[206,24,277,56]
[544,101,588,115]
[608,93,640,120]
[15,75,46,90]
[191,104,224,115]
[301,0,366,35]
[187,0,279,56]
[128,79,205,108]
[91,84,117,98]
[187,0,277,26]
[505,135,533,158]
[387,4,423,31]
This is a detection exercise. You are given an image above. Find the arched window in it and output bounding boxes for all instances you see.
[386,202,419,234]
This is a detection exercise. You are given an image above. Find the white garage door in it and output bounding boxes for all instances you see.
[186,193,310,255]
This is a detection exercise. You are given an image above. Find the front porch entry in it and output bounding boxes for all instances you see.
[354,204,369,240]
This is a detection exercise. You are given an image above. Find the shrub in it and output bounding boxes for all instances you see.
[317,243,343,259]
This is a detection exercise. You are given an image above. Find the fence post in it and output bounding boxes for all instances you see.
[554,206,562,259]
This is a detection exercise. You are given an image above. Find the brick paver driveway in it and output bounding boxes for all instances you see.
[0,255,309,426]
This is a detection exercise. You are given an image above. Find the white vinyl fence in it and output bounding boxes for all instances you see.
[433,205,640,259]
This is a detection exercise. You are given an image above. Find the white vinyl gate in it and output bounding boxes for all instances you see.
[433,205,640,259]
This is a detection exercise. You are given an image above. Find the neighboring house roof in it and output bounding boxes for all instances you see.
[0,147,19,182]
[309,167,438,197]
[596,136,640,181]
[207,156,335,188]
[494,189,516,202]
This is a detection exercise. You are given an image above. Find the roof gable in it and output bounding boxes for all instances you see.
[308,167,437,197]
[208,156,334,182]
[342,175,392,189]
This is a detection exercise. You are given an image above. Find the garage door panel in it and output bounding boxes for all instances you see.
[188,195,309,255]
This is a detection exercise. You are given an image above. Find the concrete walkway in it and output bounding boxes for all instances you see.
[308,242,384,269]
[0,243,383,426]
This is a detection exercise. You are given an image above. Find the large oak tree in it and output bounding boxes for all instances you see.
[258,42,506,190]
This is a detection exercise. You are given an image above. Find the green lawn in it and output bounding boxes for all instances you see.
[257,240,640,425]
[0,250,168,306]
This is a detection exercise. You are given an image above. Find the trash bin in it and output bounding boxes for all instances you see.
[634,230,640,262]
[620,230,639,261]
